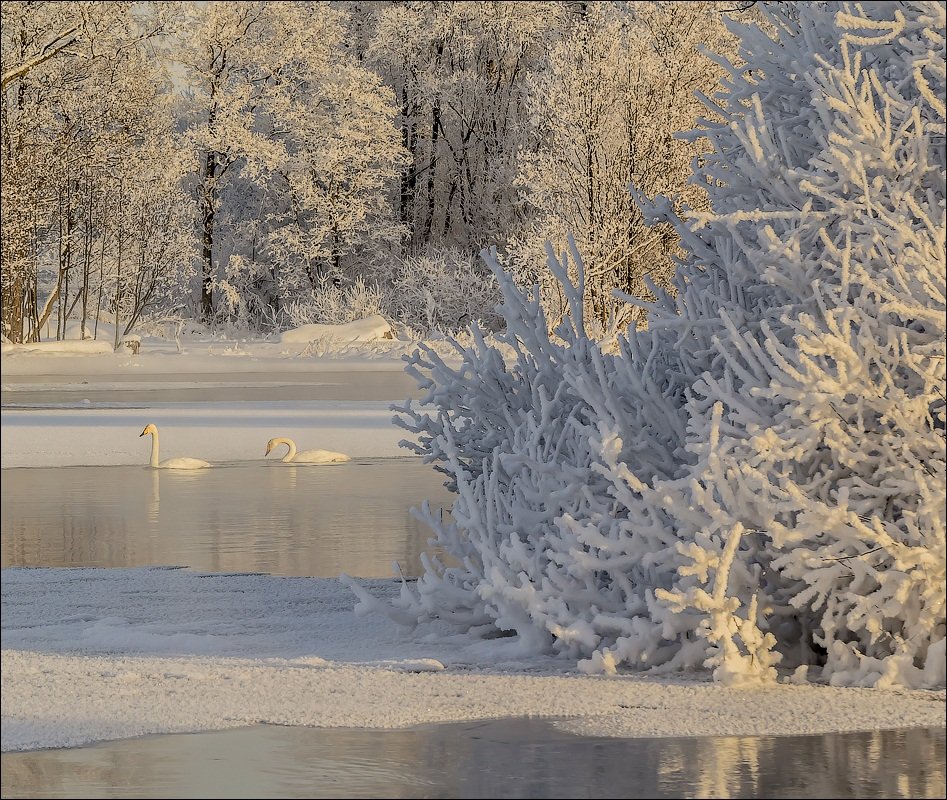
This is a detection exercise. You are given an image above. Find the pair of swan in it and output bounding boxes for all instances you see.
[139,424,350,469]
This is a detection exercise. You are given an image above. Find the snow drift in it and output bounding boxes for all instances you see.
[280,314,394,344]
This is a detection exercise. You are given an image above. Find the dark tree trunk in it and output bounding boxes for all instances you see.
[399,85,417,238]
[200,151,218,321]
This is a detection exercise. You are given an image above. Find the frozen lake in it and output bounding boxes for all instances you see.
[1,369,422,405]
[1,460,453,578]
[2,718,943,798]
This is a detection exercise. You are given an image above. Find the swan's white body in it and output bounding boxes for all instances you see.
[140,424,211,469]
[265,437,350,464]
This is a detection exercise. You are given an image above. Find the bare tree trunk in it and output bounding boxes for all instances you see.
[2,280,23,342]
[331,223,341,276]
[81,172,93,338]
[113,180,124,352]
[0,25,32,342]
[94,189,107,340]
[399,85,417,239]
[423,97,441,244]
[199,151,217,322]
[443,180,457,240]
[61,179,74,339]
[422,41,444,245]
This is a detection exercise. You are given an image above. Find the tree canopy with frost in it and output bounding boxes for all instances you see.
[513,1,732,332]
[350,1,946,689]
[175,1,404,324]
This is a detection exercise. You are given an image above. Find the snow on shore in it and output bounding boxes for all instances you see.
[0,329,442,379]
[279,314,394,343]
[2,566,943,752]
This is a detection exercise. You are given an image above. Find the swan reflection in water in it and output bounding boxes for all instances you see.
[148,470,160,524]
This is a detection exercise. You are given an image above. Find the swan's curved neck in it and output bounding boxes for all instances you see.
[273,438,296,462]
[148,430,160,467]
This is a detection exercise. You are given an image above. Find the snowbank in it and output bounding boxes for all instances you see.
[280,315,394,344]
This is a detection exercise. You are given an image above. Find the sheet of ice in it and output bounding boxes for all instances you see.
[0,402,407,467]
[2,567,943,752]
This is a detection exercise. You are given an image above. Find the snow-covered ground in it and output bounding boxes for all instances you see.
[3,567,944,753]
[0,328,444,376]
[2,335,944,754]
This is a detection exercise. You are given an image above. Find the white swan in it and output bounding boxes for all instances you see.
[265,437,350,464]
[140,424,211,469]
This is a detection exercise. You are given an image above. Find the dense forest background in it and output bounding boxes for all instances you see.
[1,1,744,343]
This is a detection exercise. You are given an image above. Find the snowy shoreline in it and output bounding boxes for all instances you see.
[2,344,944,754]
[2,567,944,753]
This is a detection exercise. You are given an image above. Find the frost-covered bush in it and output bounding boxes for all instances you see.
[632,0,947,688]
[381,248,503,335]
[275,249,501,337]
[350,1,946,688]
[284,275,387,327]
[371,240,697,664]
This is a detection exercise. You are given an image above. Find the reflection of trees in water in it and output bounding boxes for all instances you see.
[666,735,761,798]
[0,490,133,568]
[1,721,944,798]
[420,722,945,799]
[659,727,945,799]
[1,462,454,577]
[2,744,162,799]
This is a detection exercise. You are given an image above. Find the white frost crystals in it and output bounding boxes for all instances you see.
[347,1,946,689]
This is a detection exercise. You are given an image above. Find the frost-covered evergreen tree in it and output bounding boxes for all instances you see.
[352,1,946,689]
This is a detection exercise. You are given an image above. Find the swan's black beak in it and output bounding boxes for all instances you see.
[139,431,146,437]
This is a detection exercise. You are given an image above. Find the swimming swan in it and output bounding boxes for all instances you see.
[265,437,350,464]
[140,424,211,469]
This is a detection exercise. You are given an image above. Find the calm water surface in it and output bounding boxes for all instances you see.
[1,460,453,578]
[2,719,943,799]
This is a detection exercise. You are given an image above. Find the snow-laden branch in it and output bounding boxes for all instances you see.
[1,26,79,91]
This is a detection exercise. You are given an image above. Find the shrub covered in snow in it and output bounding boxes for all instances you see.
[280,252,501,338]
[380,248,503,335]
[284,275,388,328]
[350,1,946,689]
